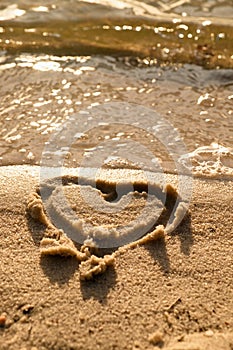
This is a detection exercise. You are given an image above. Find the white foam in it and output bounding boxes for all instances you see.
[179,143,233,178]
[80,0,162,16]
[0,4,25,21]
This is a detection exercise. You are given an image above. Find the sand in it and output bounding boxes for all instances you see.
[0,165,232,350]
[26,168,184,280]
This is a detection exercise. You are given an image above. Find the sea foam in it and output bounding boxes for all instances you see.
[179,143,233,178]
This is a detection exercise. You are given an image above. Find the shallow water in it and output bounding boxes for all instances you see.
[0,1,232,177]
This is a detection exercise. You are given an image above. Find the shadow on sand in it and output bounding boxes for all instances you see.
[80,266,117,304]
[144,210,193,276]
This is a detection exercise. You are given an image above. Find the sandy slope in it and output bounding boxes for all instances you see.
[0,166,232,350]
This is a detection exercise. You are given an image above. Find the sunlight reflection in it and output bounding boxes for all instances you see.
[0,4,25,21]
[32,6,49,13]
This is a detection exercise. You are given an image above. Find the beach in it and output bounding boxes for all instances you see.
[0,1,233,349]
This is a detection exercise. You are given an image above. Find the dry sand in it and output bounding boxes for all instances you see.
[0,165,232,350]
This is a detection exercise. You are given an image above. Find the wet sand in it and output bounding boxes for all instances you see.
[0,165,232,349]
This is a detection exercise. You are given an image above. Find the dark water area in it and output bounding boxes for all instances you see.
[0,1,232,176]
[0,1,233,68]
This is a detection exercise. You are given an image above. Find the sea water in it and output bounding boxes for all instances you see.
[0,0,232,179]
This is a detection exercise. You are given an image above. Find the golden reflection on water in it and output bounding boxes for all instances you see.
[0,2,232,68]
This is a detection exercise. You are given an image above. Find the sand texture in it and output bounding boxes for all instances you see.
[0,166,232,350]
